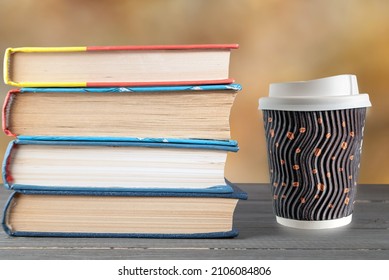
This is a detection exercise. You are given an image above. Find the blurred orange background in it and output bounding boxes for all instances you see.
[0,0,388,184]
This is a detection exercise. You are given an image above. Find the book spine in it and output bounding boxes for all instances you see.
[2,89,19,137]
[2,140,16,189]
[1,192,17,236]
[3,48,12,86]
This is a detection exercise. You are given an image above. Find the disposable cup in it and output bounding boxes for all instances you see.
[259,75,371,229]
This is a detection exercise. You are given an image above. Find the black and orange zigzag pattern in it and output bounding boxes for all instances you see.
[263,108,366,221]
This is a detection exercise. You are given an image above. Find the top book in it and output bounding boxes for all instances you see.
[3,44,238,87]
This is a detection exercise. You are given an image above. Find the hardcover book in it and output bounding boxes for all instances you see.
[2,186,248,238]
[3,139,238,193]
[3,44,238,87]
[2,84,241,141]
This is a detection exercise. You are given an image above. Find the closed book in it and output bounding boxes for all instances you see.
[2,84,241,141]
[3,44,238,87]
[3,139,238,193]
[2,185,248,238]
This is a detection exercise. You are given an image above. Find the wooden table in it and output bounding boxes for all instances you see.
[0,184,388,260]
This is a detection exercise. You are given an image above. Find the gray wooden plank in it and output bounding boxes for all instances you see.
[1,228,388,250]
[0,248,387,260]
[0,184,388,260]
[234,201,389,229]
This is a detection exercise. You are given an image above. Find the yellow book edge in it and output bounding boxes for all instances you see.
[3,47,87,87]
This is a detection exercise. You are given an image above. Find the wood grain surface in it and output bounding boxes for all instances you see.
[0,184,388,260]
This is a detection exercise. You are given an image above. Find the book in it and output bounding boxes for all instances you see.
[3,44,238,87]
[2,84,241,141]
[1,186,248,238]
[3,139,239,192]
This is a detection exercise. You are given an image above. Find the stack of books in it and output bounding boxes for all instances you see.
[1,45,247,238]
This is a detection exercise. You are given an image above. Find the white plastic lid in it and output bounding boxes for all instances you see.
[259,74,371,111]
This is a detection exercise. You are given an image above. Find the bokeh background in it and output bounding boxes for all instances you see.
[0,0,388,184]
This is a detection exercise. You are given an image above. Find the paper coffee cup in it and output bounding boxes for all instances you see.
[259,75,371,229]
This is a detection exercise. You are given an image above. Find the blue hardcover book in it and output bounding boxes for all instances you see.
[3,84,241,143]
[2,185,247,238]
[3,139,238,193]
